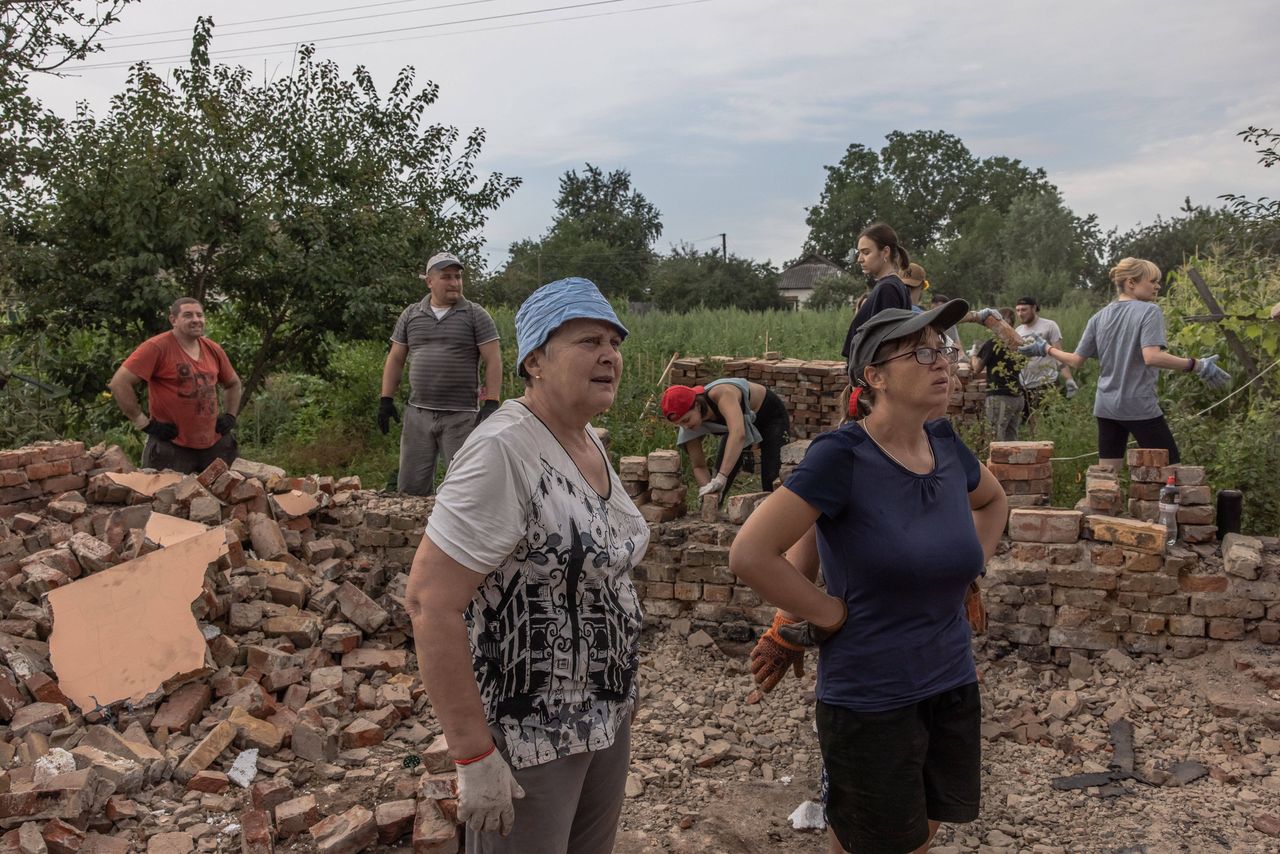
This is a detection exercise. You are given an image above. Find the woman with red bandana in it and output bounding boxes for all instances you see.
[660,378,790,504]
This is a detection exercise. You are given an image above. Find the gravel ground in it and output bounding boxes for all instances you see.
[616,624,1280,854]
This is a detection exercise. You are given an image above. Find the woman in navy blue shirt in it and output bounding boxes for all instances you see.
[840,223,914,359]
[730,302,1007,854]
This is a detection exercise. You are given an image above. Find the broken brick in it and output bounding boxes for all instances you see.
[240,808,275,854]
[309,804,377,854]
[151,682,212,734]
[275,793,319,837]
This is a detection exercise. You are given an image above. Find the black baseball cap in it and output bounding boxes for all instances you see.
[847,300,970,385]
[1016,296,1038,307]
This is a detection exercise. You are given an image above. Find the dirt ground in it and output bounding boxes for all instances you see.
[612,627,1280,854]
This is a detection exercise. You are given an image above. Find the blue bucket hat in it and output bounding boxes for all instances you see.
[515,277,629,377]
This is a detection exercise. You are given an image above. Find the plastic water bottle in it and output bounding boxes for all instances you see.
[1158,476,1180,547]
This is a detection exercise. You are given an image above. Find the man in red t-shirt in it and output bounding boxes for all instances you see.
[109,298,242,473]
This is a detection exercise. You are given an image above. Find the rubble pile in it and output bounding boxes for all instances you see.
[613,624,1280,853]
[0,441,463,852]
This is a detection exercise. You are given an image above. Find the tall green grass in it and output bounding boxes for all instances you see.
[217,299,1278,534]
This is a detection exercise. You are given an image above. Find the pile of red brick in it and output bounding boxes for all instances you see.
[1124,448,1217,544]
[624,450,687,523]
[668,357,848,439]
[987,441,1054,507]
[0,440,466,852]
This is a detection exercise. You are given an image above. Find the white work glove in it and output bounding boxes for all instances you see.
[1193,354,1231,390]
[1064,379,1079,399]
[456,749,525,836]
[698,473,728,498]
[1018,336,1049,357]
[975,307,1000,324]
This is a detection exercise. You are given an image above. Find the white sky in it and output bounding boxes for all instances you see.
[25,0,1280,270]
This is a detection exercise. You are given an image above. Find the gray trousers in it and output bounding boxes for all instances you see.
[986,394,1024,442]
[397,406,475,495]
[142,432,237,474]
[468,717,631,854]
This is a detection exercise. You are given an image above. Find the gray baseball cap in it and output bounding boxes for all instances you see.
[425,252,463,273]
[847,300,969,385]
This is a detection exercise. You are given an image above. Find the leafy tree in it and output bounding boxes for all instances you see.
[1219,126,1280,252]
[803,130,1050,263]
[491,164,662,302]
[804,273,866,311]
[2,1,137,225]
[1110,199,1241,279]
[649,246,782,312]
[8,19,519,404]
[920,188,1102,305]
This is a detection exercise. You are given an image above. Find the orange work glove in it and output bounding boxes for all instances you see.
[965,580,987,635]
[745,610,806,704]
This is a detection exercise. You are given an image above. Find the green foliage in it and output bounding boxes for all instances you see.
[6,18,518,407]
[1220,126,1280,230]
[1110,199,1244,278]
[648,246,783,312]
[486,164,661,302]
[1,1,137,232]
[1162,256,1280,390]
[803,130,1110,308]
[803,130,1052,264]
[805,273,865,311]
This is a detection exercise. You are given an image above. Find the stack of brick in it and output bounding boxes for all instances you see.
[983,506,1279,663]
[778,440,811,486]
[618,456,649,507]
[987,441,1054,507]
[663,356,849,439]
[669,357,712,387]
[1125,449,1216,544]
[1080,465,1123,515]
[637,450,687,523]
[1125,448,1171,522]
[668,353,995,438]
[947,361,987,418]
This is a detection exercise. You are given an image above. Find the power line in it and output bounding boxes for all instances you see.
[73,0,712,73]
[103,0,507,50]
[74,0,690,70]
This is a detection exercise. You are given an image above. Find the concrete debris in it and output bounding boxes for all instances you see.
[786,799,825,831]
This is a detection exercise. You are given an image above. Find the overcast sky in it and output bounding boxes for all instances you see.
[26,0,1280,271]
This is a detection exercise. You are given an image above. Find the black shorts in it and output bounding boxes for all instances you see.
[817,683,981,854]
[1096,415,1179,463]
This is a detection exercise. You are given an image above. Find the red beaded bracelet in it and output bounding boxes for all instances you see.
[453,744,496,766]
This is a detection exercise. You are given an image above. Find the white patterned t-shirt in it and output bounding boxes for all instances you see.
[425,400,650,769]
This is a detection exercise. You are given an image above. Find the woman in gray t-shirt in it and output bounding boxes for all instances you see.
[1019,257,1230,471]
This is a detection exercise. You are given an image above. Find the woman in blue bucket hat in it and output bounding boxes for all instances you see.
[406,277,649,854]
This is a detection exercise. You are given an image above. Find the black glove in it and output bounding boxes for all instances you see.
[215,413,237,435]
[378,396,400,435]
[776,599,847,648]
[142,419,179,442]
[475,399,499,426]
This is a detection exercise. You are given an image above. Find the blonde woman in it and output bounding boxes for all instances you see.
[1020,257,1230,471]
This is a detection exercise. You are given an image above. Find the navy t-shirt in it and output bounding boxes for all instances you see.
[840,275,912,358]
[784,419,984,712]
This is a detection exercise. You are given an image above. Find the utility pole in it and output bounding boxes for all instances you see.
[719,233,727,262]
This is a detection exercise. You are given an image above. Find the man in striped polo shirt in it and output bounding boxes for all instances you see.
[379,252,502,495]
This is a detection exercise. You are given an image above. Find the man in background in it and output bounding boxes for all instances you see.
[1014,296,1076,431]
[109,297,241,473]
[379,252,502,495]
